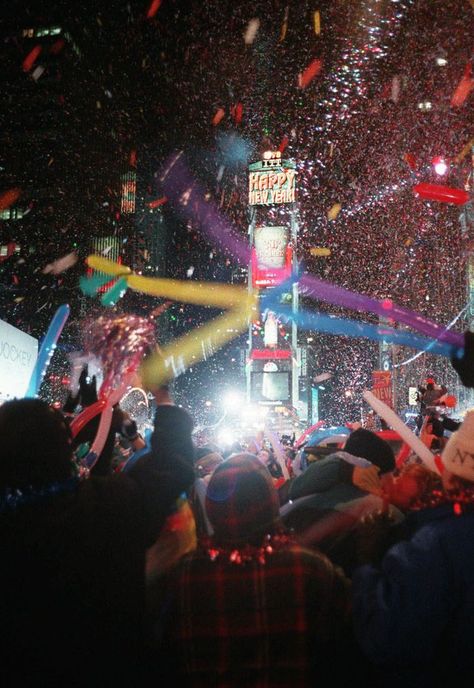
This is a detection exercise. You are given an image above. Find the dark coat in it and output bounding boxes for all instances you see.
[0,404,195,687]
[352,503,474,688]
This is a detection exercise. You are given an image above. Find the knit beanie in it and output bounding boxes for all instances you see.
[441,410,474,482]
[205,453,281,545]
[343,428,395,474]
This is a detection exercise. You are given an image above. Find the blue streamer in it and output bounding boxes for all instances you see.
[265,301,463,360]
[25,304,70,398]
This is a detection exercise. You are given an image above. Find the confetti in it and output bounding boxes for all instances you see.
[243,18,260,45]
[22,45,42,72]
[0,188,21,211]
[313,11,321,36]
[212,108,225,126]
[451,64,474,107]
[42,252,78,275]
[148,196,168,208]
[298,58,323,89]
[279,6,289,42]
[327,203,342,220]
[146,0,162,19]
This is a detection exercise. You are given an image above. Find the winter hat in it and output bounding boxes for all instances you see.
[205,453,281,545]
[194,445,223,477]
[344,428,395,474]
[441,410,474,483]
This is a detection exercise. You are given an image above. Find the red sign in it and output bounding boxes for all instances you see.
[249,349,292,360]
[372,370,393,408]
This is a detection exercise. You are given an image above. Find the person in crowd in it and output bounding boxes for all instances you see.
[0,385,195,687]
[352,337,474,688]
[419,409,445,451]
[281,428,402,575]
[190,443,224,536]
[416,377,447,415]
[147,452,359,687]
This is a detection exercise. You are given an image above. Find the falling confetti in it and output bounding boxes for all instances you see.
[0,188,21,211]
[22,45,42,72]
[243,18,260,45]
[298,58,323,89]
[327,203,342,220]
[212,108,225,126]
[313,11,321,36]
[42,252,78,275]
[146,0,162,19]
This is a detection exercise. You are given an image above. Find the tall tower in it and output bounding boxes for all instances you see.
[246,150,304,430]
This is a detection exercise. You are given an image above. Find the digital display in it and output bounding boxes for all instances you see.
[251,371,290,402]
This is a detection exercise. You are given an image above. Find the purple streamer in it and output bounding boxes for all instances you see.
[160,154,464,348]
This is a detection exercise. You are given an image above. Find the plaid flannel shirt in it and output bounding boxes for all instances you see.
[153,543,351,687]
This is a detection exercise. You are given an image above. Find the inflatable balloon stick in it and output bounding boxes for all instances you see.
[362,390,440,475]
[139,295,256,389]
[25,304,70,398]
[83,255,256,390]
[266,300,461,359]
[86,255,245,309]
[413,182,469,206]
[158,153,464,348]
[299,274,464,348]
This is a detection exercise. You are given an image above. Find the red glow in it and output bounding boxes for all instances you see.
[298,59,323,89]
[148,196,168,208]
[0,188,21,211]
[147,0,162,19]
[22,45,42,72]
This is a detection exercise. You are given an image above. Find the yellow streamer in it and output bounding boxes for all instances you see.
[310,247,331,257]
[327,202,342,220]
[313,10,321,35]
[85,255,257,388]
[140,296,256,389]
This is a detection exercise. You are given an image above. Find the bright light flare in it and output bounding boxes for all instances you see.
[432,156,448,176]
[217,428,235,447]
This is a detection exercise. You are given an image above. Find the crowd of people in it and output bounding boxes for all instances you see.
[2,333,474,688]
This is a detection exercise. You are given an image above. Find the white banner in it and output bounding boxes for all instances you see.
[0,320,38,401]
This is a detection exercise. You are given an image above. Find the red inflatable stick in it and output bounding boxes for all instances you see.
[413,182,469,205]
[70,399,106,438]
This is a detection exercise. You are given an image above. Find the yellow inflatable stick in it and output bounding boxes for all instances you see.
[313,11,321,35]
[87,255,132,277]
[140,295,256,389]
[85,255,257,388]
[327,203,342,220]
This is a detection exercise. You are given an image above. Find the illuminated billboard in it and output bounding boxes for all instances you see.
[248,151,297,206]
[251,225,292,288]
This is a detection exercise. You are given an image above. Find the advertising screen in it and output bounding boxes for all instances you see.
[251,371,290,403]
[251,225,292,288]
